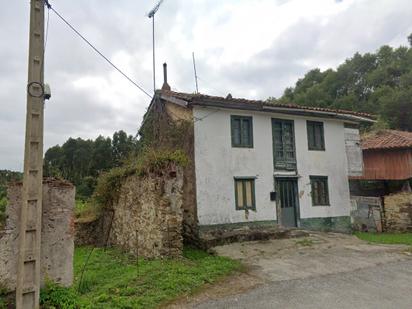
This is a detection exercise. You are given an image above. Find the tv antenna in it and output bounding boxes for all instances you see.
[192,52,199,93]
[147,0,164,93]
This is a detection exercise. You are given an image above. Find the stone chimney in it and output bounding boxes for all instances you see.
[161,63,171,91]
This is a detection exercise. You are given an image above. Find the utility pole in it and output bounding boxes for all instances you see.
[16,0,45,308]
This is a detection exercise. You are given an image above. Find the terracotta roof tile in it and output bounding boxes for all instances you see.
[361,130,412,150]
[158,90,374,120]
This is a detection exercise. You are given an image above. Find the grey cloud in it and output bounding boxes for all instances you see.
[1,0,412,170]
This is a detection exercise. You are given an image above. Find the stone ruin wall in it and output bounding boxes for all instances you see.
[75,166,184,259]
[384,192,412,232]
[0,178,75,292]
[107,166,184,258]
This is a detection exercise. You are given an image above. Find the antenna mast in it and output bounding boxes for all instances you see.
[192,52,199,93]
[147,0,164,93]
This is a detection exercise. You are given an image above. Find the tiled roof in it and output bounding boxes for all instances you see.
[362,130,412,150]
[158,90,374,120]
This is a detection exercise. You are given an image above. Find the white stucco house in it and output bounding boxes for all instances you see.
[141,73,374,240]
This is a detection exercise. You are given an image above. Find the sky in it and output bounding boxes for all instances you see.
[1,0,411,171]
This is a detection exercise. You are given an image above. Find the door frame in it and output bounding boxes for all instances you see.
[275,176,301,228]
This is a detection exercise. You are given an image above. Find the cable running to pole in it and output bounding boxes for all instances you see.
[45,1,152,99]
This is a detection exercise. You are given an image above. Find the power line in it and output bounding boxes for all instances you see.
[44,7,50,51]
[45,1,152,99]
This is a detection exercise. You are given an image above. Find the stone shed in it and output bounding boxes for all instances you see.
[0,178,75,291]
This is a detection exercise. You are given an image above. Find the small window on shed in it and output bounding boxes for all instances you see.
[234,178,256,210]
[307,121,325,151]
[231,116,253,148]
[310,176,330,206]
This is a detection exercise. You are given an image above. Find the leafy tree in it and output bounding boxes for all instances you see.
[112,130,138,166]
[274,35,412,131]
[43,131,138,200]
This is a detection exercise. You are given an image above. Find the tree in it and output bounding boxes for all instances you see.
[43,131,137,200]
[276,34,412,131]
[112,130,138,166]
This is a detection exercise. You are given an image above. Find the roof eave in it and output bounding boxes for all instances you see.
[189,100,375,123]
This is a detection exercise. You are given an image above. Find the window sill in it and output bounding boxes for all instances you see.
[312,204,331,207]
[232,145,254,148]
[308,148,326,151]
[236,207,256,211]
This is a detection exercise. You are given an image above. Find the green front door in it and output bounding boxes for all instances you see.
[276,178,298,228]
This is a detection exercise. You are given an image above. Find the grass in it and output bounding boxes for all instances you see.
[71,246,240,309]
[295,238,314,247]
[74,199,100,223]
[355,232,412,246]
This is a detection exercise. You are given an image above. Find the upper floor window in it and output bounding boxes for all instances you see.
[272,119,296,170]
[231,116,253,148]
[307,121,325,151]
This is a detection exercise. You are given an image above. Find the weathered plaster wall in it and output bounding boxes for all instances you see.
[193,106,352,227]
[350,196,383,232]
[0,179,74,291]
[140,98,198,242]
[107,166,184,258]
[165,102,198,242]
[344,127,363,177]
[384,192,412,232]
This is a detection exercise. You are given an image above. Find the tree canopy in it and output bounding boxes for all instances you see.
[273,35,412,131]
[44,130,138,199]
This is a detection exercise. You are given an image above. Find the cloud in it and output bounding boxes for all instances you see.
[1,0,411,170]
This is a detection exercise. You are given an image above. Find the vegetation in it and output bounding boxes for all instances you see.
[6,246,238,309]
[44,130,138,200]
[272,34,412,131]
[0,170,22,228]
[355,232,412,246]
[93,148,188,210]
[295,238,314,247]
[40,281,78,309]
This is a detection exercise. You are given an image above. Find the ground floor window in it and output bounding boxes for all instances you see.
[310,176,330,206]
[234,177,256,210]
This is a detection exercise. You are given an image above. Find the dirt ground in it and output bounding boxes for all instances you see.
[167,232,412,308]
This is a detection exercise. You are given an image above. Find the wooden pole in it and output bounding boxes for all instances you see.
[16,1,45,308]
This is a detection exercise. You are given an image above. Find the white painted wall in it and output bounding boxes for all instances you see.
[193,106,352,226]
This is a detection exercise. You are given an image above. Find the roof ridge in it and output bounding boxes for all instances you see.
[159,89,374,120]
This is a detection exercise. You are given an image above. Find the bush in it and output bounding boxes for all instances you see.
[93,148,188,209]
[40,282,78,309]
[74,199,100,222]
[0,197,7,228]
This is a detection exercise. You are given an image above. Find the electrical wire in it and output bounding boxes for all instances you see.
[44,7,50,51]
[44,1,152,99]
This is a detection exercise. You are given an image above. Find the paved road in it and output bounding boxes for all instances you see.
[195,259,412,309]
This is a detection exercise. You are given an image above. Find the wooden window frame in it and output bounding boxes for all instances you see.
[307,121,325,151]
[310,176,330,206]
[231,115,253,148]
[234,177,256,211]
[272,118,297,171]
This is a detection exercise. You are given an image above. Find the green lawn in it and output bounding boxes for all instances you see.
[66,246,239,308]
[355,232,412,246]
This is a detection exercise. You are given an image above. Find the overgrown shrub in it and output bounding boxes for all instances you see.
[0,197,7,229]
[40,281,78,309]
[74,199,100,223]
[92,148,188,210]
